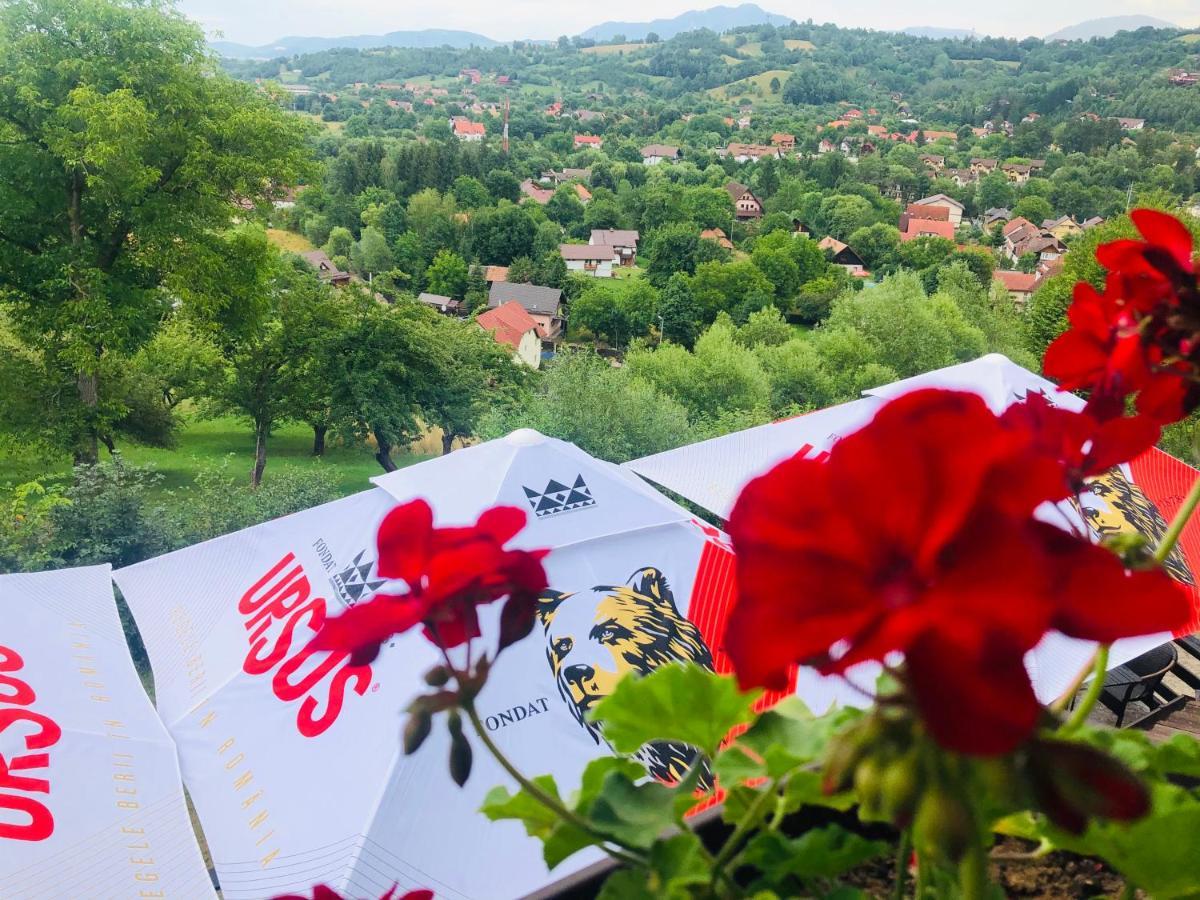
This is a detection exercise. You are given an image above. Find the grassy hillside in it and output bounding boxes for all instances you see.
[709,68,792,102]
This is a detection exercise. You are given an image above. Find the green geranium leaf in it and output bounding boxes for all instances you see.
[589,767,680,849]
[574,756,649,813]
[1152,733,1200,778]
[721,782,777,827]
[741,824,888,882]
[589,663,758,756]
[596,868,657,900]
[481,776,594,869]
[649,832,712,891]
[734,698,863,778]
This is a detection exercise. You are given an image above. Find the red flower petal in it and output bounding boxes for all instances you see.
[906,630,1041,756]
[309,595,427,663]
[376,500,434,583]
[1131,208,1195,273]
[475,505,527,546]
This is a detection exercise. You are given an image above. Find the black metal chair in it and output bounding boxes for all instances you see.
[1098,643,1178,727]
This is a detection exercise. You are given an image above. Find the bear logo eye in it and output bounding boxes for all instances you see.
[553,637,573,659]
[596,626,619,644]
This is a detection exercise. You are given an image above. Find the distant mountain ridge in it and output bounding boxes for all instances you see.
[581,3,792,41]
[211,29,499,60]
[1046,15,1178,41]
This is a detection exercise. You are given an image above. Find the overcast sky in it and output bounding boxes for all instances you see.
[177,0,1200,46]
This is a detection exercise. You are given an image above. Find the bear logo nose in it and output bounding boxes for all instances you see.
[563,664,594,688]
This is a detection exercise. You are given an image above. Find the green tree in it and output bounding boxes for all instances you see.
[644,223,701,287]
[847,223,901,271]
[469,203,537,264]
[425,249,470,298]
[1012,195,1054,225]
[421,317,529,454]
[658,273,701,347]
[0,0,313,461]
[479,351,692,463]
[353,225,394,278]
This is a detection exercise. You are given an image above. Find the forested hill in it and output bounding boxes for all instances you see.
[223,22,1200,130]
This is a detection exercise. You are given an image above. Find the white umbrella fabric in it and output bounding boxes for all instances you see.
[623,354,1200,710]
[114,429,740,899]
[0,565,215,898]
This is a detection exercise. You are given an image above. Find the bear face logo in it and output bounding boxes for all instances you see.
[537,567,715,785]
[1081,468,1195,585]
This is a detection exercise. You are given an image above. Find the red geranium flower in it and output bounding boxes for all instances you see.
[310,500,548,664]
[1000,391,1160,496]
[1044,210,1200,425]
[725,389,1189,756]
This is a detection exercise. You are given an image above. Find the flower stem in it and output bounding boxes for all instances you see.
[462,701,646,867]
[893,829,912,900]
[1154,474,1200,564]
[1062,644,1110,733]
[959,840,988,900]
[709,780,776,889]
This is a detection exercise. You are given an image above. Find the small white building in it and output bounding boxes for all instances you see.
[641,144,681,165]
[560,244,617,277]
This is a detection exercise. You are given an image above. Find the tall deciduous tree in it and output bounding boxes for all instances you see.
[0,0,313,461]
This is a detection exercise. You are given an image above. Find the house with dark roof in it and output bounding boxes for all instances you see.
[477,301,542,368]
[417,292,463,315]
[641,144,680,165]
[300,250,351,286]
[589,229,639,266]
[488,282,564,340]
[983,208,1012,227]
[818,236,868,276]
[725,182,762,220]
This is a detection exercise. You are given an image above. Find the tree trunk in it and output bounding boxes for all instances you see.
[373,427,397,472]
[99,434,117,456]
[441,432,455,456]
[252,425,268,487]
[75,371,99,464]
[312,424,327,457]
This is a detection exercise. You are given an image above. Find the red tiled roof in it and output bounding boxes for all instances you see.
[453,120,485,135]
[477,300,540,349]
[484,265,508,283]
[995,270,1039,293]
[900,218,957,241]
[905,203,950,221]
[574,134,603,145]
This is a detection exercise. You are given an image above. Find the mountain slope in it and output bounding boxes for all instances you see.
[580,3,792,42]
[1046,15,1177,41]
[211,29,499,59]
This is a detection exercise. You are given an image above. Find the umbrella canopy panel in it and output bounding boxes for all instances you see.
[117,432,741,900]
[0,565,214,898]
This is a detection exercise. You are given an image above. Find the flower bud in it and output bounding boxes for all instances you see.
[424,666,451,687]
[403,710,433,755]
[449,730,473,787]
[854,756,887,821]
[913,786,974,863]
[879,751,923,826]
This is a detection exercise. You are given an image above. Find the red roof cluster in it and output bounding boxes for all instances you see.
[477,301,541,349]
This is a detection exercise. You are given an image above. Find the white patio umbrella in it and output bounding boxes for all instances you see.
[0,565,214,898]
[114,429,740,900]
[623,353,1200,711]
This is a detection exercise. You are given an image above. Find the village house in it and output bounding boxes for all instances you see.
[477,301,543,369]
[1081,215,1106,230]
[488,282,564,341]
[818,237,869,277]
[993,270,1039,307]
[574,134,603,149]
[725,182,763,220]
[519,179,555,204]
[919,154,945,171]
[900,217,957,242]
[1042,216,1082,241]
[589,229,639,266]
[641,144,681,165]
[700,228,735,250]
[982,208,1012,227]
[1001,163,1033,184]
[540,167,592,185]
[300,250,351,287]
[1116,117,1146,131]
[945,168,975,187]
[719,143,781,163]
[906,129,958,143]
[912,194,965,226]
[560,243,618,277]
[970,158,998,176]
[770,133,796,150]
[483,265,509,284]
[452,118,485,141]
[817,138,837,154]
[417,292,464,316]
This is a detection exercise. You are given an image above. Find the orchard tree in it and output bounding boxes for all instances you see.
[0,0,313,461]
[425,249,470,298]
